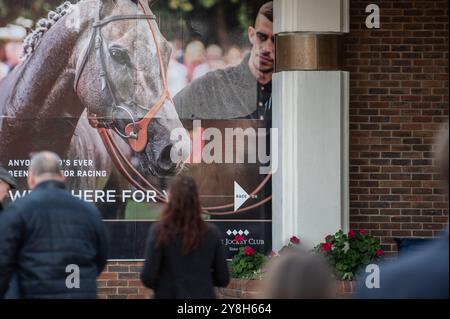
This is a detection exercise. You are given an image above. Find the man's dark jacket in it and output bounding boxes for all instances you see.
[0,180,108,299]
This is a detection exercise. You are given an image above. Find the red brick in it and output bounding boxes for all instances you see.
[98,272,118,280]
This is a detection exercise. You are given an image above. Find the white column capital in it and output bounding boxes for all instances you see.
[274,0,350,34]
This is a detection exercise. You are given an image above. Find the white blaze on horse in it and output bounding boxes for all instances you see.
[0,0,191,218]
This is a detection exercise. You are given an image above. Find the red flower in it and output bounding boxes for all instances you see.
[359,229,367,235]
[325,235,333,242]
[376,249,384,257]
[321,242,332,252]
[234,234,245,243]
[348,230,357,238]
[244,247,255,256]
[290,236,300,245]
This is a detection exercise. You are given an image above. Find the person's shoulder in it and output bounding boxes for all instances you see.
[57,191,103,221]
[206,223,222,238]
[6,190,37,212]
[77,198,103,219]
[0,200,24,220]
[148,222,161,237]
[207,63,242,80]
[192,68,227,87]
[144,222,163,245]
[357,235,449,298]
[173,70,224,110]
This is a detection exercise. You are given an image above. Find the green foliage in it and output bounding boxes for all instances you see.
[231,247,267,280]
[0,0,63,25]
[314,230,384,281]
[158,0,265,32]
[1,0,264,47]
[169,0,236,11]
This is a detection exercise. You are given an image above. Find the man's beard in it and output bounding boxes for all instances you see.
[254,60,274,74]
[259,67,274,74]
[255,55,274,74]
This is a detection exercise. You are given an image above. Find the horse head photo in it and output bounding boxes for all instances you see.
[0,0,191,212]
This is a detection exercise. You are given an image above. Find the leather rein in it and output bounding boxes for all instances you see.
[73,1,272,215]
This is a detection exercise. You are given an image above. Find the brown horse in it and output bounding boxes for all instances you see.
[0,0,190,218]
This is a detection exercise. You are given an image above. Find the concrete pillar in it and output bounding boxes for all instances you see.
[272,0,350,249]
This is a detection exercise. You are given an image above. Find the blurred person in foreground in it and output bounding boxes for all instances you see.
[175,1,274,121]
[224,46,243,67]
[4,41,22,71]
[184,40,207,83]
[168,42,189,97]
[357,128,449,299]
[0,167,17,213]
[0,42,9,80]
[0,151,108,299]
[140,175,230,299]
[192,44,226,80]
[262,251,335,299]
[171,38,184,64]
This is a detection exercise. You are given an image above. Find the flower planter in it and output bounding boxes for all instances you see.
[217,278,357,299]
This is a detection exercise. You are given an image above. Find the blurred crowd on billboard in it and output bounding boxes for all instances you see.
[0,18,249,97]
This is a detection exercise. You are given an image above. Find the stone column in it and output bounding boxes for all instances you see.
[272,0,350,249]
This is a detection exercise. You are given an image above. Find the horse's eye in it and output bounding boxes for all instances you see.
[109,47,131,66]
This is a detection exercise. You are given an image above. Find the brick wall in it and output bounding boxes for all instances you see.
[97,263,357,299]
[97,262,152,299]
[344,0,449,255]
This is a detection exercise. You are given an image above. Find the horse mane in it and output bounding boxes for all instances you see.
[22,1,73,60]
[20,0,155,61]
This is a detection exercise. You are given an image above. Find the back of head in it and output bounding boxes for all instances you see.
[184,41,206,66]
[206,44,223,61]
[156,175,207,255]
[28,151,64,189]
[263,251,335,299]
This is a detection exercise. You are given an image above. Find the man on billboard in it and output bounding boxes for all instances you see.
[174,1,274,121]
[173,1,274,231]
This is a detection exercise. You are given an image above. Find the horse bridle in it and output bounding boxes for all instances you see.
[74,1,171,153]
[73,0,272,215]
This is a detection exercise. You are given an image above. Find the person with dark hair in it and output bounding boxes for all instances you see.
[0,151,108,299]
[140,175,230,299]
[174,1,274,121]
[356,127,449,299]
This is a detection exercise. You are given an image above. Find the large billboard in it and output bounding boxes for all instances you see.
[0,0,274,259]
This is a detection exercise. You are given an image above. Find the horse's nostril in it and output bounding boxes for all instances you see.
[157,144,178,176]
